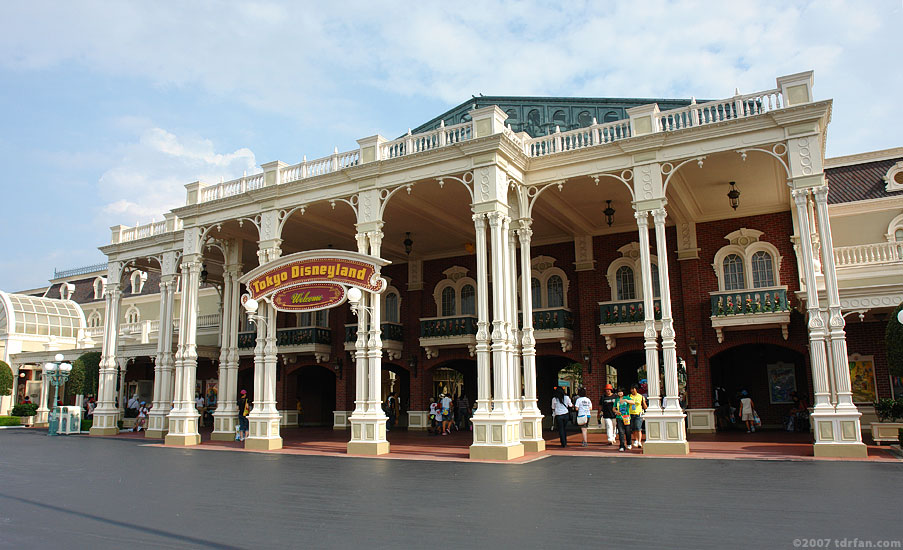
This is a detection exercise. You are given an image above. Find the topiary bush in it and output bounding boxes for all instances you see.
[875,398,903,422]
[887,302,903,379]
[11,403,37,417]
[67,359,86,400]
[76,352,101,396]
[0,360,12,397]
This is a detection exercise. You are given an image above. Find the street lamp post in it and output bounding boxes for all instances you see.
[43,353,72,437]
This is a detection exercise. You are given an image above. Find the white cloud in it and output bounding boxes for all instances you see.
[98,125,257,224]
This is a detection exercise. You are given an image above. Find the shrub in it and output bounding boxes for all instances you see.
[76,352,101,396]
[80,418,93,432]
[0,416,21,427]
[67,359,86,398]
[0,360,12,397]
[11,403,38,417]
[875,398,903,422]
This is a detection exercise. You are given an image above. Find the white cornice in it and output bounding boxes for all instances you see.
[828,194,903,216]
[825,147,903,169]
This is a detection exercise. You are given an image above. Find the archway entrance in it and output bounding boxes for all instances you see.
[382,363,410,428]
[293,365,336,426]
[536,355,579,427]
[604,350,646,392]
[709,344,807,431]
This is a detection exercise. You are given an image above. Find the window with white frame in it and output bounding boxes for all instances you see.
[385,292,399,323]
[298,310,328,328]
[93,277,106,300]
[605,243,660,301]
[130,270,147,294]
[713,228,783,291]
[124,306,140,325]
[525,256,570,309]
[432,266,478,317]
[87,311,102,328]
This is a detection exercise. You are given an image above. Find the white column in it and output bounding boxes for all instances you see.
[507,224,521,409]
[212,264,240,440]
[652,207,681,412]
[90,276,122,436]
[36,364,50,425]
[635,210,661,412]
[488,211,511,415]
[165,256,202,446]
[517,220,544,452]
[352,232,369,417]
[792,189,833,412]
[117,358,128,416]
[366,229,385,417]
[472,214,492,415]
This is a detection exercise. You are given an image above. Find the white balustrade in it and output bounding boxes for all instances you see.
[834,242,903,267]
[525,119,631,157]
[118,217,180,244]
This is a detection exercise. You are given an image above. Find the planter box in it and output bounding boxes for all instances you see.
[122,418,137,429]
[22,416,35,427]
[870,422,903,444]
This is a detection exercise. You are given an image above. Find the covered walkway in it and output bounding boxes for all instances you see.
[98,427,901,463]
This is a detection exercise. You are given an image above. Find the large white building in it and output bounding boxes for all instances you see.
[5,70,902,459]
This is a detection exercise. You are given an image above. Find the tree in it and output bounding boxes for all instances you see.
[0,360,12,397]
[77,352,102,396]
[67,359,86,398]
[887,302,903,378]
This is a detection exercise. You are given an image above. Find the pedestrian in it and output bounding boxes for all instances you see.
[385,392,398,431]
[598,384,618,445]
[614,388,633,451]
[628,385,647,449]
[440,392,453,435]
[195,393,205,414]
[428,399,439,435]
[574,387,592,447]
[739,390,756,433]
[456,393,470,430]
[551,386,572,447]
[134,402,148,432]
[127,393,140,411]
[237,389,250,441]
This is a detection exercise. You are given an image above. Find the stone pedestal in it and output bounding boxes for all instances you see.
[144,411,169,439]
[519,411,545,453]
[245,413,282,450]
[470,414,524,460]
[686,408,716,434]
[164,412,201,446]
[347,415,389,456]
[811,410,868,458]
[642,411,690,456]
[89,407,119,436]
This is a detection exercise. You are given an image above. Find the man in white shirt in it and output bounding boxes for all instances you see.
[127,394,140,411]
[440,393,453,435]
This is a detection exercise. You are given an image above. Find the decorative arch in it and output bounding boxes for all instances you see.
[886,212,903,241]
[93,277,106,300]
[124,305,140,325]
[883,160,903,192]
[604,243,659,300]
[524,256,570,309]
[712,228,783,291]
[87,311,103,328]
[432,266,477,317]
[130,270,147,294]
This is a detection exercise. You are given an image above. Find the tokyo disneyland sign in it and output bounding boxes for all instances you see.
[239,250,390,313]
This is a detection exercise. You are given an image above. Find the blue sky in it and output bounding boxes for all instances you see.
[1,0,900,292]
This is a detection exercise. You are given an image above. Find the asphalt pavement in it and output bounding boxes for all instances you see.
[1,429,901,549]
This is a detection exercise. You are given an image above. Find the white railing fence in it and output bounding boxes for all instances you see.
[834,242,903,268]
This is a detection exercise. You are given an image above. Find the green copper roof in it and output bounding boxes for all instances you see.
[411,95,699,138]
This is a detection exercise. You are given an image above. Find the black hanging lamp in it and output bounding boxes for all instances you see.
[727,181,741,210]
[403,232,413,255]
[603,200,616,227]
[200,264,208,284]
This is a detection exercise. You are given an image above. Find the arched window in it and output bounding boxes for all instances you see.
[552,110,567,128]
[385,292,399,323]
[577,110,593,127]
[547,275,564,308]
[441,287,456,317]
[124,306,140,325]
[93,278,105,300]
[87,312,102,328]
[531,278,541,307]
[651,264,661,298]
[750,251,775,288]
[603,110,620,123]
[460,285,475,315]
[723,254,745,290]
[616,266,636,300]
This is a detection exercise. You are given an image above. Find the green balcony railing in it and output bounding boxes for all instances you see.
[238,327,331,349]
[420,316,478,338]
[710,287,790,317]
[344,322,404,343]
[599,299,662,325]
[532,308,573,330]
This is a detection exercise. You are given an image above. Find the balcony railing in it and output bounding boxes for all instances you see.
[531,308,573,330]
[238,327,332,349]
[599,299,662,325]
[834,242,903,268]
[54,263,107,279]
[344,322,404,343]
[710,287,790,317]
[420,316,478,338]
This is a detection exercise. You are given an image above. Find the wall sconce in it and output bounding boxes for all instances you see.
[727,181,741,210]
[19,371,26,378]
[688,337,699,369]
[408,354,419,378]
[582,346,593,374]
[333,357,343,379]
[603,200,616,227]
[403,232,413,255]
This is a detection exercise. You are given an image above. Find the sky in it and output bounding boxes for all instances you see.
[0,0,900,292]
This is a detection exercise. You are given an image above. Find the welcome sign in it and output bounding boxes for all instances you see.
[239,250,390,312]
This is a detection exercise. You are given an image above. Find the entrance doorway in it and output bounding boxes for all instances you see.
[710,344,807,430]
[382,363,410,428]
[294,365,337,426]
[604,350,646,392]
[536,355,581,427]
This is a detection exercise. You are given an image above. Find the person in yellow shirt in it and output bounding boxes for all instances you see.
[628,385,648,449]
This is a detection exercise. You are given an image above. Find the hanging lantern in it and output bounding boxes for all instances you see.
[603,200,616,227]
[403,232,413,255]
[727,181,741,210]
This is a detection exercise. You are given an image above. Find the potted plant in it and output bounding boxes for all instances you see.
[11,403,38,427]
[871,398,903,444]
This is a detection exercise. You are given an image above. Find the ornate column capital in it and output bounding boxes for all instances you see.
[634,209,649,227]
[651,206,668,225]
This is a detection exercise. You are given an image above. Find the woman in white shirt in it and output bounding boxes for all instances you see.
[573,387,593,447]
[551,387,573,447]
